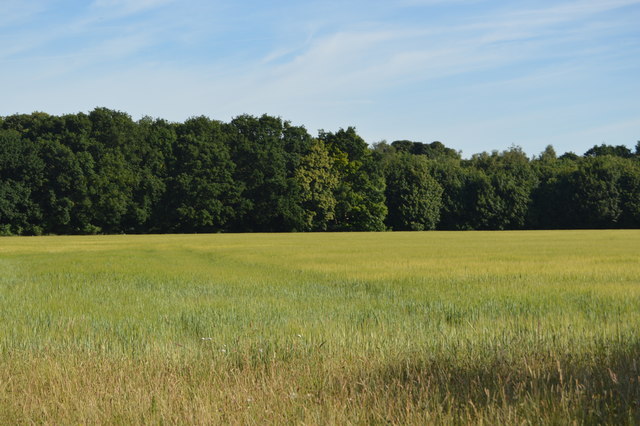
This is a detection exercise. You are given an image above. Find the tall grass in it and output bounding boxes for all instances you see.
[0,231,638,423]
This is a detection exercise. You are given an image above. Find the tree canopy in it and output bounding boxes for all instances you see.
[0,109,638,235]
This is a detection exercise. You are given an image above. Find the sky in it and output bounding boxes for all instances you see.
[1,0,639,156]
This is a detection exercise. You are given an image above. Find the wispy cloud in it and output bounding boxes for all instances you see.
[0,0,48,28]
[241,0,628,102]
[2,0,639,154]
[90,0,177,16]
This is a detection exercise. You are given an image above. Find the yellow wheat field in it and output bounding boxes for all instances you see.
[0,231,638,424]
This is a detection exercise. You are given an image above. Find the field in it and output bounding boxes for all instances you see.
[0,231,639,424]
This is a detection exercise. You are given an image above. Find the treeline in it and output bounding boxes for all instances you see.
[1,108,639,235]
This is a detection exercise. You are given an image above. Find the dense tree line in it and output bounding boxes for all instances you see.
[0,108,639,235]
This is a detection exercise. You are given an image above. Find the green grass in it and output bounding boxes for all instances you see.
[0,231,639,424]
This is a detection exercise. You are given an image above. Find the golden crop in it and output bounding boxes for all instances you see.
[0,231,638,424]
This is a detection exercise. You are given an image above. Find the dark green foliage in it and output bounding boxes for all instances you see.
[228,115,312,232]
[466,147,538,230]
[559,151,580,161]
[528,149,579,229]
[295,138,339,231]
[320,128,387,231]
[0,108,638,234]
[391,140,460,160]
[128,117,173,233]
[383,154,442,231]
[529,149,640,229]
[88,108,175,233]
[334,155,387,231]
[164,117,240,233]
[569,156,627,228]
[428,158,468,230]
[0,130,44,235]
[36,139,93,233]
[618,159,640,228]
[584,143,633,158]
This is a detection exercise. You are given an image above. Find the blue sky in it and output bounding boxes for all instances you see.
[2,0,639,156]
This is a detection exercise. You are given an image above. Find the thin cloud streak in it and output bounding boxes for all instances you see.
[0,1,47,28]
[1,0,639,155]
[90,0,177,17]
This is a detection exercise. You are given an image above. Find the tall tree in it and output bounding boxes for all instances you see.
[36,139,93,234]
[528,146,579,229]
[85,108,140,233]
[569,156,626,228]
[618,158,640,228]
[383,153,443,230]
[320,128,387,231]
[295,138,339,231]
[0,130,44,235]
[228,114,311,232]
[391,140,460,160]
[163,117,240,233]
[126,116,173,233]
[584,144,633,158]
[467,147,537,229]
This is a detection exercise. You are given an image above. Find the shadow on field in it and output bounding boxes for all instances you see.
[332,342,640,424]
